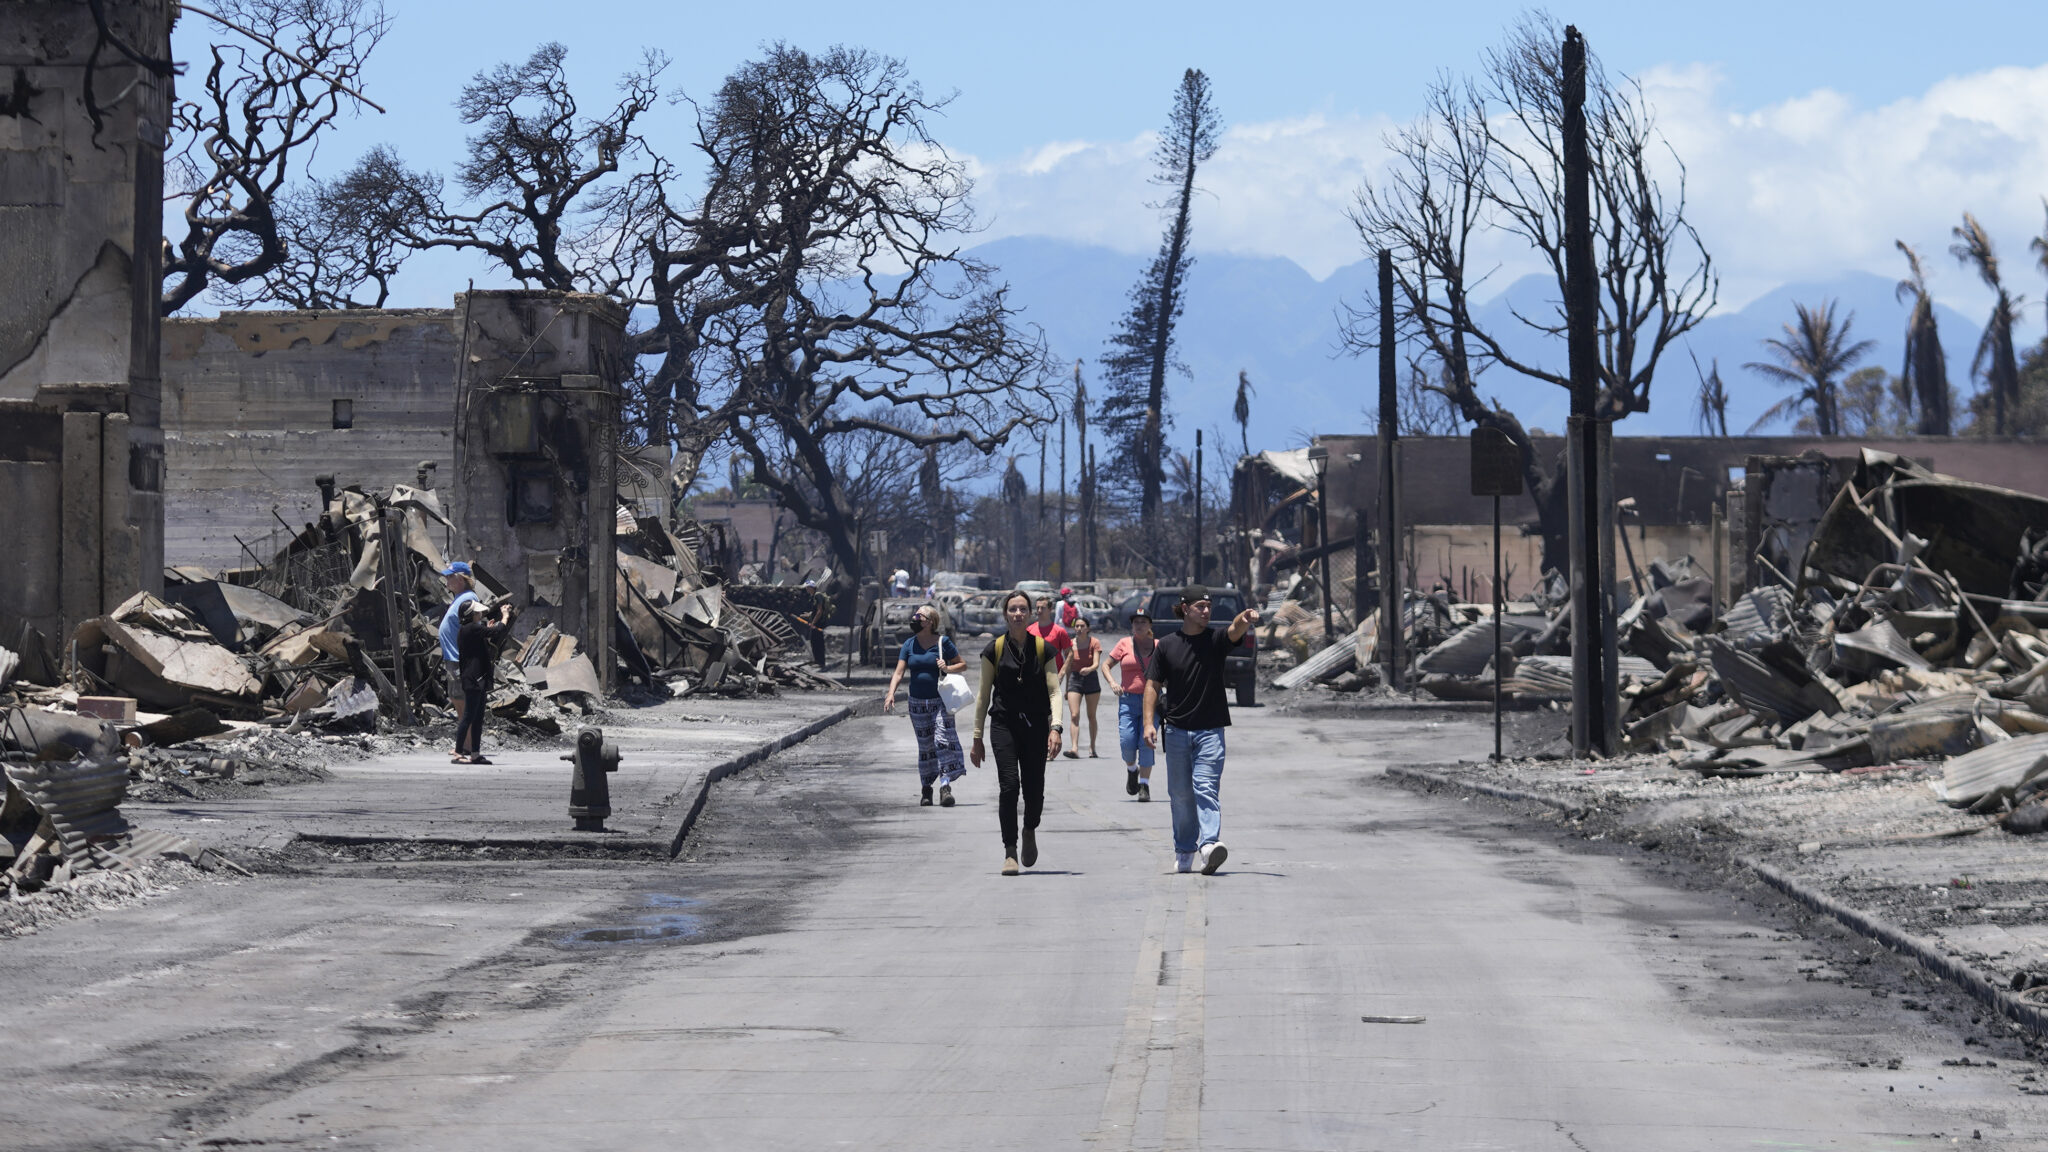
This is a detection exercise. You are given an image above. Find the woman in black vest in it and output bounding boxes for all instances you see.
[969,590,1066,875]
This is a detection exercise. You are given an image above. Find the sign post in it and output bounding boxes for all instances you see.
[1470,427,1522,762]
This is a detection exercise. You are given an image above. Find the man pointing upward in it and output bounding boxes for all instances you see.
[1144,584,1260,875]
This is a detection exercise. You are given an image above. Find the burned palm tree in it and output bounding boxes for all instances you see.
[1233,369,1255,458]
[1691,353,1729,437]
[2032,196,2048,291]
[1951,214,2024,435]
[1744,300,1875,437]
[1895,241,1951,435]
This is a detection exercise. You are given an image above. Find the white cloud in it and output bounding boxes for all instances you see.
[960,112,1398,279]
[952,60,2048,323]
[1640,61,2048,316]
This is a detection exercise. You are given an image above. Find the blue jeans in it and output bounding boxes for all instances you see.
[1162,725,1225,855]
[1116,694,1155,769]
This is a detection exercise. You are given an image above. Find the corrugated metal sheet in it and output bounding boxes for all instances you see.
[2,757,131,854]
[1415,616,1545,676]
[1275,634,1358,689]
[1933,733,2048,807]
[1833,617,1931,674]
[1708,639,1840,723]
[1723,585,1794,641]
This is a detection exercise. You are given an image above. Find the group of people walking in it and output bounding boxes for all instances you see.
[884,585,1259,877]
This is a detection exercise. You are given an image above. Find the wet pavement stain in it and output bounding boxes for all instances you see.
[559,894,706,948]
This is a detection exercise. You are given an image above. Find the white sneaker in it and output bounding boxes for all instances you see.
[1199,842,1228,875]
[1174,852,1195,873]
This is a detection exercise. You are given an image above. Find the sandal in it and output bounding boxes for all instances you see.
[452,755,473,764]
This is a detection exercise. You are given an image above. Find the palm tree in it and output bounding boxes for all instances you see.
[1691,352,1729,436]
[1232,369,1255,458]
[1951,213,2024,435]
[2032,196,2048,289]
[1744,300,1875,436]
[1895,241,1951,435]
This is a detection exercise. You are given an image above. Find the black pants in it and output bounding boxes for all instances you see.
[457,686,487,755]
[989,718,1047,854]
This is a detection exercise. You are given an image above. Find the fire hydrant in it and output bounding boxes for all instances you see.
[564,726,621,831]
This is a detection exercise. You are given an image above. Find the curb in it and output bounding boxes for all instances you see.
[280,702,873,859]
[1381,764,2048,1040]
[292,832,669,857]
[664,699,874,857]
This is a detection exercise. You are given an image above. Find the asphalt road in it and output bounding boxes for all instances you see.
[3,706,2044,1149]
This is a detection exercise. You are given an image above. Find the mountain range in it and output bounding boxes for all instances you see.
[967,235,2009,456]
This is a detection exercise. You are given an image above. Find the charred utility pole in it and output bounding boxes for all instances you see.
[1059,408,1069,582]
[1088,445,1099,581]
[1377,249,1403,689]
[1562,26,1618,756]
[378,506,414,725]
[1037,432,1047,574]
[1192,429,1204,582]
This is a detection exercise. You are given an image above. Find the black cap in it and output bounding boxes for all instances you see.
[1178,583,1210,604]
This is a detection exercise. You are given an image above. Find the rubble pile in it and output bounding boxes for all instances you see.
[1383,450,2048,828]
[2,707,231,905]
[613,510,841,696]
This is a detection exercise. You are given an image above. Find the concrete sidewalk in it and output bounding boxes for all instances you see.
[125,694,864,856]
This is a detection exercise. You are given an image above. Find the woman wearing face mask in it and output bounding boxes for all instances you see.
[970,590,1066,875]
[1105,611,1158,801]
[883,604,968,807]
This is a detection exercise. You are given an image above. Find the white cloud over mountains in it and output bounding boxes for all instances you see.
[957,60,2048,324]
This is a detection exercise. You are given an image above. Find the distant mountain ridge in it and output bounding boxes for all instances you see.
[967,235,2001,454]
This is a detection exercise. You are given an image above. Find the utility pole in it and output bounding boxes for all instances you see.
[1088,444,1098,582]
[1036,431,1047,576]
[378,505,413,725]
[1059,406,1069,583]
[1562,25,1616,756]
[1377,249,1402,689]
[1193,429,1204,583]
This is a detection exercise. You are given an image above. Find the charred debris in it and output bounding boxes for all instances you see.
[1271,449,2048,828]
[2,477,839,898]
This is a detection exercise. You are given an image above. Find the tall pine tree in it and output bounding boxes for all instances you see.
[1098,69,1221,538]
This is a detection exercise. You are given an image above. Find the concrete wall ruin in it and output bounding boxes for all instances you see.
[0,0,172,647]
[451,291,627,690]
[161,309,461,569]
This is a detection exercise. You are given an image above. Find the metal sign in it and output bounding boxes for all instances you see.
[1470,427,1523,497]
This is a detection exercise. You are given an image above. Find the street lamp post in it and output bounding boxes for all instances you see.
[1307,444,1332,640]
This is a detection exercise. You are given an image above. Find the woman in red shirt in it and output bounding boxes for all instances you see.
[1105,612,1158,801]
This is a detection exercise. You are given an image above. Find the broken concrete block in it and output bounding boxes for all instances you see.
[137,707,228,746]
[1869,713,1980,763]
[76,696,138,723]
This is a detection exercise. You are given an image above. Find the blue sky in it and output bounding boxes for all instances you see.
[171,1,2048,336]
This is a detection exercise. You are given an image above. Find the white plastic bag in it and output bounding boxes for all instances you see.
[938,672,974,713]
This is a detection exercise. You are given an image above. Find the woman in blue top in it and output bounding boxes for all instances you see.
[883,604,968,807]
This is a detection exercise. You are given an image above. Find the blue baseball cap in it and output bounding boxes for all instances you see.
[440,561,473,577]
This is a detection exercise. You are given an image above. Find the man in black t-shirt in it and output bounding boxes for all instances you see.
[1143,584,1261,875]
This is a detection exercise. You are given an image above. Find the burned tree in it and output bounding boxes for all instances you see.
[161,0,391,313]
[213,144,433,309]
[1098,69,1221,540]
[1895,241,1952,436]
[360,42,665,297]
[1952,214,2023,436]
[676,46,1051,607]
[1692,355,1730,437]
[1346,15,1716,572]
